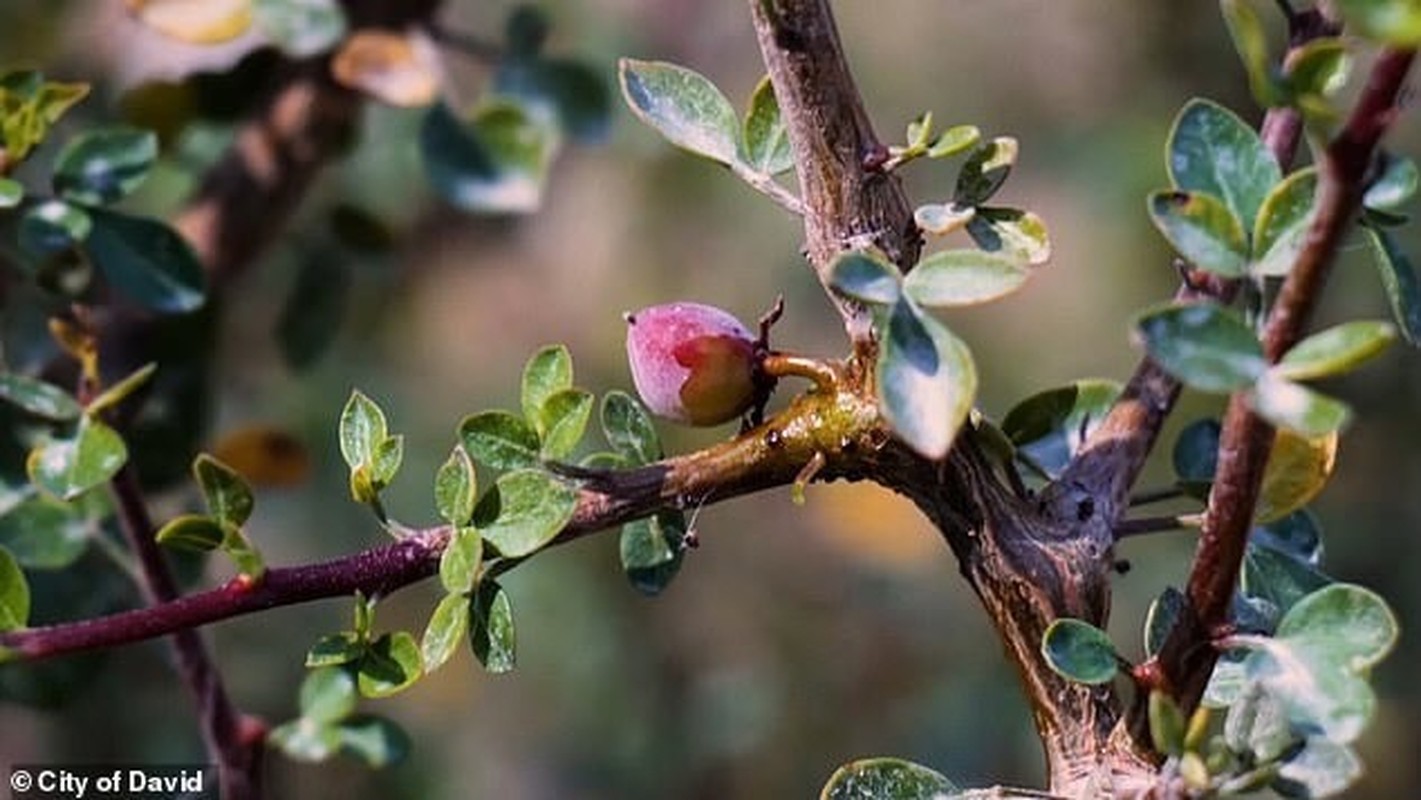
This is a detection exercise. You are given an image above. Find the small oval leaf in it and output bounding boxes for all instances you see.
[470,580,516,673]
[819,757,959,800]
[86,209,207,313]
[299,665,357,724]
[1135,303,1266,393]
[1168,98,1281,230]
[966,206,1050,265]
[1275,320,1395,382]
[1250,374,1351,439]
[0,546,31,631]
[903,249,1030,308]
[1041,617,1119,685]
[876,300,976,459]
[1147,190,1249,277]
[1253,168,1319,277]
[459,410,540,471]
[439,526,483,595]
[742,75,793,175]
[479,469,577,558]
[52,127,158,205]
[521,344,574,430]
[356,631,423,698]
[600,391,661,466]
[1256,426,1338,527]
[0,374,82,421]
[27,417,129,501]
[954,136,1017,206]
[154,513,227,552]
[619,58,739,166]
[828,251,902,306]
[434,445,477,526]
[420,591,471,673]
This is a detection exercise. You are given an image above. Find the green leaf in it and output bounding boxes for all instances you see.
[965,206,1051,265]
[221,525,266,579]
[192,454,254,528]
[1275,737,1362,798]
[439,526,483,594]
[420,101,556,214]
[1222,0,1280,107]
[1041,617,1119,685]
[1254,510,1323,566]
[819,757,959,800]
[1333,0,1421,46]
[600,391,661,465]
[1363,223,1421,345]
[253,0,348,57]
[620,511,687,596]
[927,124,980,158]
[1275,321,1395,381]
[539,388,593,459]
[0,374,82,421]
[459,411,540,471]
[370,434,403,488]
[339,390,387,471]
[742,75,793,175]
[618,58,739,166]
[1249,374,1351,437]
[27,416,128,501]
[421,591,471,673]
[1242,540,1331,619]
[434,446,477,526]
[86,362,157,417]
[1149,691,1187,758]
[299,665,357,724]
[18,200,91,259]
[85,209,206,313]
[999,380,1122,478]
[269,718,342,762]
[1144,586,1186,658]
[0,497,91,569]
[1147,190,1249,277]
[1172,418,1220,490]
[479,469,577,557]
[1253,168,1318,277]
[827,251,902,306]
[154,513,226,552]
[1275,583,1397,671]
[494,58,611,143]
[357,631,423,698]
[1257,427,1339,524]
[520,344,574,430]
[954,136,1017,206]
[1284,39,1352,118]
[1364,154,1418,211]
[1224,685,1297,764]
[306,632,365,667]
[0,546,30,631]
[903,249,1031,307]
[913,202,975,236]
[470,580,516,673]
[52,126,157,205]
[337,715,410,768]
[1167,98,1280,230]
[0,177,22,208]
[905,112,933,149]
[1135,303,1265,393]
[876,300,977,460]
[352,591,375,639]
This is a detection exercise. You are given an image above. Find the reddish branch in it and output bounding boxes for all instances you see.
[1156,46,1417,714]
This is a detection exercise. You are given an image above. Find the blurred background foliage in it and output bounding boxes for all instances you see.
[1,1,1418,798]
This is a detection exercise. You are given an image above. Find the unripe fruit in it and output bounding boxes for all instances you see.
[625,302,759,426]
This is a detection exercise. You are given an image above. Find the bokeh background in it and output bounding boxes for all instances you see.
[2,2,1419,798]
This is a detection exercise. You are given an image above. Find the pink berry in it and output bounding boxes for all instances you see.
[625,302,758,426]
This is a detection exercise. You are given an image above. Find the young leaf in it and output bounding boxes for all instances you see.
[193,454,254,528]
[1147,190,1249,277]
[1363,154,1418,211]
[1148,691,1187,758]
[154,514,227,552]
[1041,618,1120,685]
[539,388,594,459]
[1144,586,1186,658]
[1242,539,1331,616]
[819,758,959,800]
[1001,380,1121,477]
[1250,374,1351,438]
[439,526,483,595]
[370,434,403,488]
[1221,0,1280,107]
[337,715,411,768]
[600,391,661,465]
[521,344,574,430]
[913,202,975,236]
[827,251,902,306]
[470,580,516,673]
[1253,168,1318,277]
[954,136,1017,206]
[356,631,423,698]
[966,206,1051,265]
[902,249,1031,307]
[421,592,471,673]
[0,546,30,631]
[479,470,577,557]
[306,632,365,668]
[1363,223,1421,345]
[1135,303,1266,392]
[459,411,540,471]
[299,666,357,724]
[0,498,91,570]
[618,58,740,166]
[1167,98,1281,230]
[52,127,158,205]
[86,363,158,417]
[27,416,128,501]
[85,209,206,313]
[434,445,477,526]
[1332,0,1421,46]
[269,719,342,762]
[876,300,977,460]
[221,526,266,579]
[620,511,687,596]
[927,124,980,158]
[742,75,793,175]
[1275,320,1395,381]
[339,390,387,471]
[0,374,82,421]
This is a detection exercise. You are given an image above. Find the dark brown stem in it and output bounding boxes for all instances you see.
[1156,46,1416,716]
[109,467,263,800]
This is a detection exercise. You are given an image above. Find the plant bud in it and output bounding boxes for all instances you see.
[625,302,758,425]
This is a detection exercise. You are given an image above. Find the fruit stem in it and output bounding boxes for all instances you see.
[760,353,839,393]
